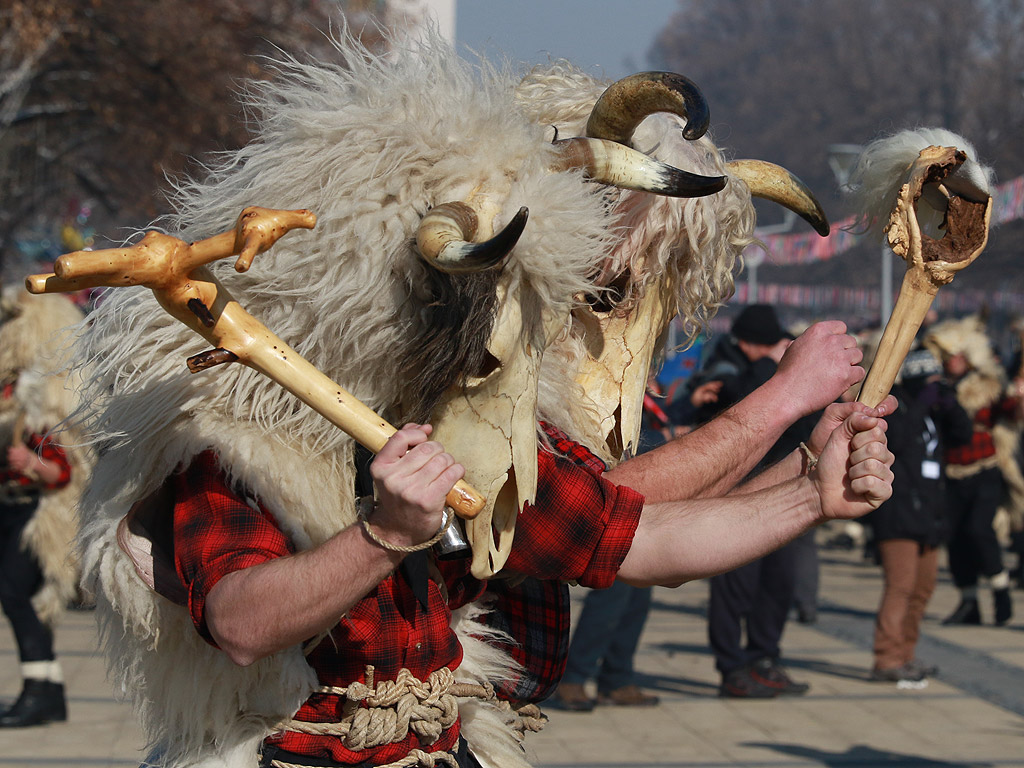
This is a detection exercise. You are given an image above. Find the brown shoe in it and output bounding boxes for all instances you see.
[596,684,659,707]
[550,682,596,712]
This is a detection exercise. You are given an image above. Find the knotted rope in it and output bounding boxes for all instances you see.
[272,666,547,768]
[280,667,458,748]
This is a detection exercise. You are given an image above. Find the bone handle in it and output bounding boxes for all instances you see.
[11,412,26,447]
[857,268,939,408]
[157,272,486,520]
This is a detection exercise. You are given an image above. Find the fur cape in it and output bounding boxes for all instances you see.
[69,29,754,768]
[0,287,90,626]
[923,315,1024,522]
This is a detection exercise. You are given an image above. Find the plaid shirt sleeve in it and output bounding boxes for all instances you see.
[945,394,1023,467]
[171,451,293,645]
[503,425,644,589]
[483,425,644,703]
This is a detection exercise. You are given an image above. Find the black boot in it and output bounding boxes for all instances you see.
[0,679,67,727]
[994,588,1013,626]
[942,598,981,626]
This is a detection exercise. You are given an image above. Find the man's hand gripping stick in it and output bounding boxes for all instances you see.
[26,206,486,519]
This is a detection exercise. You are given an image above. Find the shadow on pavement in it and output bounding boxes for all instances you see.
[745,742,992,767]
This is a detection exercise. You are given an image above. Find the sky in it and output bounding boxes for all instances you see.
[453,0,680,79]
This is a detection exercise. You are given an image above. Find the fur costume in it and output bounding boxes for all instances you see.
[64,29,814,768]
[924,314,1024,525]
[0,287,89,626]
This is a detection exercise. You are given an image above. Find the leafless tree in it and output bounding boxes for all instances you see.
[652,0,1024,211]
[651,0,1024,303]
[0,0,390,273]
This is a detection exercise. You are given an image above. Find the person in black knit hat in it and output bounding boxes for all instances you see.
[692,304,817,698]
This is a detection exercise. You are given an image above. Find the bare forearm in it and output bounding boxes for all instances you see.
[32,457,66,486]
[616,476,821,587]
[206,524,403,665]
[606,377,797,501]
[729,449,805,494]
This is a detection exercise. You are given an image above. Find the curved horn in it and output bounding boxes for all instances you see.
[586,71,711,144]
[553,138,726,198]
[728,159,830,236]
[416,203,529,274]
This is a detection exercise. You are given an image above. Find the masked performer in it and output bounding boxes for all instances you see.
[925,315,1023,625]
[0,287,88,727]
[58,32,892,768]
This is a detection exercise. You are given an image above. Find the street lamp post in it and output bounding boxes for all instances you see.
[749,209,797,303]
[828,143,893,327]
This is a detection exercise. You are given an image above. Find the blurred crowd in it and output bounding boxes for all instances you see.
[552,303,1024,709]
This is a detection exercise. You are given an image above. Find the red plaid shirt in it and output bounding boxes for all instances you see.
[1,432,72,490]
[945,395,1021,467]
[171,426,643,765]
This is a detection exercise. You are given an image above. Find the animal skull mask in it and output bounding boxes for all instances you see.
[421,73,830,577]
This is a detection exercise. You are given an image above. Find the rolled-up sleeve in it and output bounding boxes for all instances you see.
[172,451,292,644]
[504,449,644,589]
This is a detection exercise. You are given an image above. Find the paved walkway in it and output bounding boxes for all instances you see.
[1,543,1023,768]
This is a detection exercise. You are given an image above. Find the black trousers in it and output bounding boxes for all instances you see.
[0,495,54,663]
[945,467,1006,588]
[708,539,798,675]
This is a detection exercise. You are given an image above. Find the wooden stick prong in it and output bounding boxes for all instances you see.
[187,348,240,373]
[26,205,488,522]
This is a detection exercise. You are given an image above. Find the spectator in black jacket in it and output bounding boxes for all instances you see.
[866,348,973,684]
[695,305,818,698]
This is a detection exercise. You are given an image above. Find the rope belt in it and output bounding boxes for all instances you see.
[271,666,546,768]
[0,482,38,506]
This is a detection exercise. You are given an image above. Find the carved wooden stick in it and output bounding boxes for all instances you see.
[26,207,486,519]
[857,147,991,408]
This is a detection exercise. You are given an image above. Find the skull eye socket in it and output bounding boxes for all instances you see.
[465,351,502,386]
[585,273,628,313]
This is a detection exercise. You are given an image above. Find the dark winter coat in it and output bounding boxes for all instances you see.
[688,335,816,474]
[866,379,973,546]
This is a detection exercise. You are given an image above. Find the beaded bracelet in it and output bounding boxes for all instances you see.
[357,497,453,553]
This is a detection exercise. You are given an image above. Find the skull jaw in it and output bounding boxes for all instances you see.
[428,280,565,579]
[887,145,991,281]
[429,373,539,580]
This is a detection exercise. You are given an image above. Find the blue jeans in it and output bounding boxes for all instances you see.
[562,581,652,693]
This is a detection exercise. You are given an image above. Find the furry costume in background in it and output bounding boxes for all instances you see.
[0,288,89,625]
[924,315,1024,530]
[69,30,759,768]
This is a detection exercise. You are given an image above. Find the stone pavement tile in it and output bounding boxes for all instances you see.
[0,608,145,768]
[532,546,1024,768]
